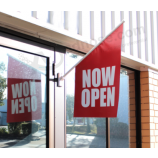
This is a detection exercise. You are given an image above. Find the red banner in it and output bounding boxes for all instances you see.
[7,55,42,123]
[74,23,124,117]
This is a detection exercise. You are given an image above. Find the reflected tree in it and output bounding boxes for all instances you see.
[120,69,127,75]
[68,53,78,59]
[66,95,74,121]
[0,62,7,106]
[87,118,90,133]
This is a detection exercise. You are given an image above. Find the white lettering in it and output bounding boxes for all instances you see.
[29,80,36,95]
[25,97,31,112]
[23,81,29,97]
[92,68,101,87]
[107,87,115,107]
[102,66,115,86]
[100,88,106,107]
[11,99,18,114]
[91,89,99,107]
[19,98,24,113]
[81,89,90,107]
[12,83,22,98]
[31,96,37,111]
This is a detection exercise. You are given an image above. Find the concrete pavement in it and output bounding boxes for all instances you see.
[0,129,46,148]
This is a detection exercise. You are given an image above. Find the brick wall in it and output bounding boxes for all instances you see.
[128,72,136,148]
[140,71,158,148]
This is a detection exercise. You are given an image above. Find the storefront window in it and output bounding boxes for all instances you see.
[65,52,106,148]
[110,69,130,148]
[65,52,136,148]
[0,46,48,148]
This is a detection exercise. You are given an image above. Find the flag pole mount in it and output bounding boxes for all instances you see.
[49,73,61,87]
[49,62,62,87]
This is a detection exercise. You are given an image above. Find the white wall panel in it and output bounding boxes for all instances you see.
[32,11,37,18]
[151,11,157,65]
[21,11,32,16]
[129,11,133,56]
[82,11,91,40]
[48,11,64,29]
[144,11,149,62]
[137,11,141,59]
[65,11,78,34]
[111,11,115,29]
[64,11,69,30]
[78,11,82,35]
[139,11,146,61]
[124,11,130,55]
[156,12,158,65]
[94,11,102,45]
[132,11,138,58]
[101,11,105,38]
[90,11,94,40]
[105,11,112,38]
[150,11,155,64]
[121,11,125,52]
[154,11,158,66]
[37,11,49,23]
[146,11,152,64]
[115,11,121,27]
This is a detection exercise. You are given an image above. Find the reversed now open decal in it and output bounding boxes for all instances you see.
[11,79,39,114]
[7,55,42,123]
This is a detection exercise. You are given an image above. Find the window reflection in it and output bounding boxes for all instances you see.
[66,52,106,148]
[110,68,134,148]
[66,52,134,148]
[0,47,47,148]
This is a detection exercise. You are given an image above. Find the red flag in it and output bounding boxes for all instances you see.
[74,23,124,117]
[7,55,42,123]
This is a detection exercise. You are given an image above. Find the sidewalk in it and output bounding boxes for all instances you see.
[67,134,129,148]
[0,129,46,148]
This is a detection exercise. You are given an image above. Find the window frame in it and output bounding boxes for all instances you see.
[64,53,141,148]
[0,29,52,148]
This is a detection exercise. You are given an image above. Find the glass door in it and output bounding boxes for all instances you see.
[0,46,49,148]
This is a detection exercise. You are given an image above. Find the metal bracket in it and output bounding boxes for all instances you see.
[49,73,61,87]
[49,62,62,87]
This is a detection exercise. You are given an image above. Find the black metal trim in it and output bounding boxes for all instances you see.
[0,31,53,51]
[135,70,142,148]
[106,118,110,148]
[121,65,137,72]
[54,50,56,148]
[0,44,48,58]
[0,26,85,55]
[46,57,50,148]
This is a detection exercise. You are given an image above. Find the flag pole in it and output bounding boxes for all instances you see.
[60,20,125,81]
